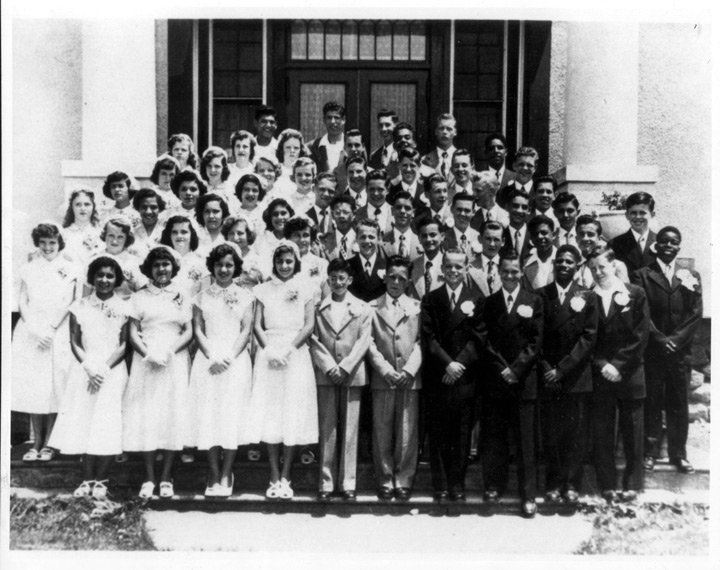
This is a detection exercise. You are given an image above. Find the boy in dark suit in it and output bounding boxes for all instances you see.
[448,149,474,198]
[608,191,657,275]
[319,194,357,261]
[387,148,425,206]
[408,217,445,300]
[442,193,479,259]
[631,226,703,474]
[382,191,422,262]
[369,109,398,170]
[306,172,338,236]
[421,248,485,502]
[537,245,598,502]
[481,133,515,191]
[496,146,537,210]
[348,218,387,302]
[332,129,367,191]
[480,250,543,518]
[552,192,580,251]
[422,113,457,182]
[412,173,453,231]
[500,188,533,265]
[587,244,650,502]
[307,101,346,173]
[354,169,393,234]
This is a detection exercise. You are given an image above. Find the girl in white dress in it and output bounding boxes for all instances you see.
[234,173,266,231]
[221,215,266,290]
[248,240,318,500]
[98,171,140,226]
[200,146,234,205]
[275,129,309,197]
[189,243,255,497]
[150,154,182,209]
[85,217,147,300]
[284,215,329,302]
[62,190,104,269]
[255,198,295,276]
[49,256,130,499]
[255,155,287,204]
[159,214,208,297]
[123,246,193,499]
[194,193,229,257]
[13,222,77,461]
[227,130,257,189]
[168,133,200,171]
[167,169,207,233]
[131,188,168,258]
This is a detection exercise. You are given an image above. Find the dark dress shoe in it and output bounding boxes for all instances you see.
[316,491,332,501]
[395,487,411,502]
[433,491,449,502]
[521,500,537,518]
[545,489,561,502]
[342,491,357,501]
[377,488,394,500]
[449,491,466,502]
[643,456,655,471]
[483,489,499,502]
[621,489,638,502]
[564,487,579,503]
[601,490,618,503]
[672,458,695,473]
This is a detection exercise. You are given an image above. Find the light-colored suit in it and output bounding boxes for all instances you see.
[310,293,372,492]
[467,255,503,297]
[408,255,445,300]
[382,228,423,262]
[367,294,423,489]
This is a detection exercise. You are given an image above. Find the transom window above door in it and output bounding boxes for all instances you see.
[290,20,427,62]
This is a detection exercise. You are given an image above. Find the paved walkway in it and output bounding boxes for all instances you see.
[144,509,594,555]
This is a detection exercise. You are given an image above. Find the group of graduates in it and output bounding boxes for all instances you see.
[11,101,703,519]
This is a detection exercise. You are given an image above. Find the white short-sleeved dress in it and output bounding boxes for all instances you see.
[299,253,329,303]
[174,251,210,298]
[49,294,130,455]
[246,275,318,446]
[187,283,255,449]
[122,282,193,451]
[12,256,76,414]
[86,250,147,301]
[63,223,104,269]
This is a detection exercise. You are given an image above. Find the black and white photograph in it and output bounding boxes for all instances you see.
[1,0,717,567]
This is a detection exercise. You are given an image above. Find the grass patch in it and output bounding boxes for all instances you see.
[10,494,156,550]
[575,501,709,555]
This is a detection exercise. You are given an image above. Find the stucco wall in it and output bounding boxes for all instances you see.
[637,22,712,312]
[548,21,567,174]
[12,20,83,307]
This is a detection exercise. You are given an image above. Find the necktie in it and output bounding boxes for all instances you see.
[665,265,673,285]
[374,207,382,220]
[441,152,448,177]
[365,260,372,275]
[392,298,401,320]
[495,169,501,180]
[559,288,566,305]
[638,235,645,253]
[507,293,514,313]
[450,291,457,311]
[460,233,468,252]
[382,147,389,165]
[425,260,433,294]
[515,229,522,255]
[565,231,571,245]
[486,259,495,292]
[340,236,348,259]
[398,234,408,257]
[486,209,492,223]
[319,209,327,233]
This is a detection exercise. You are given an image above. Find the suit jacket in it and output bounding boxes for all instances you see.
[470,204,510,232]
[354,203,394,234]
[467,256,502,297]
[408,255,445,300]
[495,177,527,210]
[537,282,598,395]
[307,137,334,173]
[382,228,423,261]
[412,204,453,233]
[592,282,650,400]
[367,294,423,390]
[500,225,533,265]
[421,282,485,391]
[347,251,387,302]
[369,145,392,171]
[310,293,373,387]
[481,166,515,197]
[306,206,333,236]
[482,287,544,400]
[609,229,657,276]
[520,249,556,291]
[318,231,355,261]
[631,262,703,360]
[442,227,480,259]
[422,148,455,183]
[386,178,426,207]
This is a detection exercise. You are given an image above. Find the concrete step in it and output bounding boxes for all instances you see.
[10,443,709,496]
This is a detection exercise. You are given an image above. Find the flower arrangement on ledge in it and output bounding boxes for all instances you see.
[599,191,628,211]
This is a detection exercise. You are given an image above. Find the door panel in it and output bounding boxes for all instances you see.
[299,83,347,142]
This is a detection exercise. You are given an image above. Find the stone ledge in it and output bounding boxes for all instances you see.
[553,164,658,185]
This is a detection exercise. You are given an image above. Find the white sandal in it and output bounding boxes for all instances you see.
[159,481,175,498]
[278,478,294,500]
[74,480,94,497]
[138,481,155,499]
[266,481,281,499]
[92,480,109,500]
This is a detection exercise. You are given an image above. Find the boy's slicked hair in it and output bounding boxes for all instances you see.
[323,101,346,118]
[528,214,556,234]
[316,171,338,186]
[254,105,277,121]
[556,244,582,263]
[586,243,615,262]
[499,249,521,264]
[452,191,475,207]
[552,191,579,210]
[514,146,539,163]
[484,132,507,149]
[424,172,447,194]
[330,193,356,211]
[392,122,415,141]
[480,220,504,235]
[575,214,603,235]
[366,169,389,184]
[355,217,381,236]
[625,191,655,212]
[391,190,414,206]
[345,128,363,141]
[386,254,412,273]
[508,188,531,203]
[377,109,399,123]
[534,175,558,192]
[328,256,353,277]
[397,147,421,164]
[452,148,474,166]
[435,112,456,126]
[442,247,468,265]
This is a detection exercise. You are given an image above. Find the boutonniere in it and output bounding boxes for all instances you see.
[83,235,101,251]
[517,304,533,318]
[286,289,299,302]
[570,295,586,312]
[224,292,240,309]
[377,269,386,279]
[416,245,425,255]
[309,264,320,277]
[348,304,359,318]
[676,269,699,291]
[460,300,475,316]
[187,267,203,282]
[131,217,141,228]
[172,292,184,309]
[351,243,360,253]
[122,268,134,282]
[614,291,630,307]
[105,306,121,320]
[437,273,445,282]
[470,242,483,255]
[57,267,69,280]
[444,217,455,229]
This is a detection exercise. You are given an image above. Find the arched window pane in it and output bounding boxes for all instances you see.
[393,21,409,60]
[376,20,392,60]
[342,20,358,60]
[290,20,307,60]
[359,20,375,60]
[325,20,341,60]
[410,20,426,61]
[308,20,324,60]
